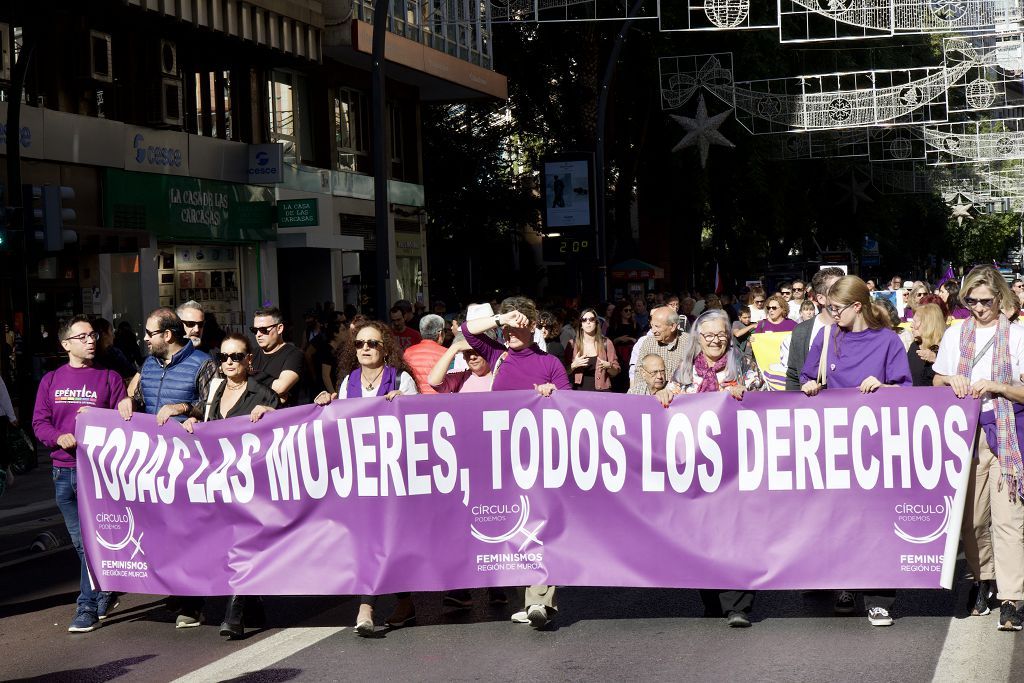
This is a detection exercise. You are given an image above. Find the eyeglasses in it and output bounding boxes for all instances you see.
[767,306,781,311]
[354,339,383,350]
[753,299,765,305]
[216,352,247,363]
[964,297,995,308]
[581,316,597,323]
[250,325,278,335]
[64,332,99,343]
[622,308,632,313]
[144,328,166,338]
[182,320,204,329]
[700,332,729,342]
[780,291,792,296]
[826,302,856,316]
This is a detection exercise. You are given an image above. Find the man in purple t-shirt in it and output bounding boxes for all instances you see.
[32,316,127,633]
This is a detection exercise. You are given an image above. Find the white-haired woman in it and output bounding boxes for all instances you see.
[651,309,759,627]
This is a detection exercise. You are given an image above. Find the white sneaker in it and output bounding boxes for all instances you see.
[867,607,893,626]
[527,604,550,629]
[510,609,530,624]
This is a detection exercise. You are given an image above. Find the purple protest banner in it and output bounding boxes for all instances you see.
[75,387,980,596]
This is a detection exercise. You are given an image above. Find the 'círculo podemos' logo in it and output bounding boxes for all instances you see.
[94,507,149,578]
[893,495,953,544]
[470,496,546,574]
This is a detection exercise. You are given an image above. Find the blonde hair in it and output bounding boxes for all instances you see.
[913,303,946,349]
[960,265,1012,312]
[827,275,891,330]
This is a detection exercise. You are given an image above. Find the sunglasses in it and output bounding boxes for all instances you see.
[964,297,995,308]
[250,325,278,335]
[780,291,792,296]
[753,299,765,304]
[216,352,247,363]
[355,339,384,350]
[144,328,166,338]
[64,331,99,343]
[581,316,597,322]
[792,287,805,292]
[767,306,781,311]
[182,320,205,329]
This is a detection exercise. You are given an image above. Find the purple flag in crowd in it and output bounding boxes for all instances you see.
[75,388,980,596]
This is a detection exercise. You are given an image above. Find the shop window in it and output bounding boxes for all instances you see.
[334,88,370,173]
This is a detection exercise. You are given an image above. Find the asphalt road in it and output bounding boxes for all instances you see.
[0,550,1020,682]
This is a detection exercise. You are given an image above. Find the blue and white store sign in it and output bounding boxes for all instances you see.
[124,127,190,176]
[247,143,284,184]
[0,102,44,159]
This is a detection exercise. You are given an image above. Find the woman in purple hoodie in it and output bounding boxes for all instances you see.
[462,296,570,629]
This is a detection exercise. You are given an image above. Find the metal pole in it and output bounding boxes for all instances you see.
[594,0,644,302]
[372,0,392,317]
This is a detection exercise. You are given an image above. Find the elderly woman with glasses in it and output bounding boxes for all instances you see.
[651,309,758,627]
[933,266,1024,631]
[755,294,797,333]
[182,332,278,640]
[800,275,911,628]
[313,320,418,635]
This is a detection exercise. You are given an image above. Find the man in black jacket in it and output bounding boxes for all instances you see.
[785,267,846,391]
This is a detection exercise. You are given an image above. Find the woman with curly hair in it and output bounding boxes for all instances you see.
[313,319,418,635]
[755,293,797,333]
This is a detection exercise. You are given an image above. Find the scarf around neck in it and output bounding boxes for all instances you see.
[347,365,398,398]
[694,352,728,394]
[956,314,1024,501]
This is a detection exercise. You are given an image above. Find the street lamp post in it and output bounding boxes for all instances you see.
[372,0,392,318]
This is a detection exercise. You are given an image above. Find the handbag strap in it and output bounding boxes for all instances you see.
[816,325,831,387]
[970,335,997,372]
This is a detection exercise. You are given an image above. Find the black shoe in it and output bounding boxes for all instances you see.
[443,590,473,609]
[997,601,1022,631]
[219,596,245,639]
[726,611,751,628]
[833,591,856,614]
[969,581,992,616]
[488,588,509,605]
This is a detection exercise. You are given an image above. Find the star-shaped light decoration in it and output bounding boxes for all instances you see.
[949,194,974,226]
[834,169,873,213]
[670,94,735,168]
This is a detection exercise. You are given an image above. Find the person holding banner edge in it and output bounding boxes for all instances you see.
[181,332,278,639]
[800,275,913,627]
[932,266,1024,632]
[32,315,128,633]
[313,320,419,635]
[462,296,571,629]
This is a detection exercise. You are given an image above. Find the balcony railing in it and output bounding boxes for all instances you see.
[353,0,494,70]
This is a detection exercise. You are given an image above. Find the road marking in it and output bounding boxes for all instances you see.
[932,612,1016,681]
[171,625,348,682]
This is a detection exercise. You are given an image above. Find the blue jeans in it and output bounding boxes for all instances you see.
[53,466,105,612]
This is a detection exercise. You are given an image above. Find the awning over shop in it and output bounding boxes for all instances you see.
[610,259,664,280]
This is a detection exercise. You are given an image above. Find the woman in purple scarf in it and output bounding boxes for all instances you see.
[314,320,418,635]
[932,266,1024,632]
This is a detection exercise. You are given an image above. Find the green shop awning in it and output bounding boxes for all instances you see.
[104,169,276,243]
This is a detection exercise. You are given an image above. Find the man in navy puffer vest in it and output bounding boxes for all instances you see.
[117,307,216,629]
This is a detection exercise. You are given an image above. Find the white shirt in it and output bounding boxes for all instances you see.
[787,299,804,323]
[779,316,827,368]
[749,307,766,323]
[338,371,418,398]
[933,323,1024,412]
[628,328,656,382]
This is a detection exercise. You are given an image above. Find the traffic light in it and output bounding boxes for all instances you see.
[23,184,77,251]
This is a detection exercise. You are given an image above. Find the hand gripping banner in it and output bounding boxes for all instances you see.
[75,388,980,596]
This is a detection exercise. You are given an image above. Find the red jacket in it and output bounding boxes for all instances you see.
[404,340,448,394]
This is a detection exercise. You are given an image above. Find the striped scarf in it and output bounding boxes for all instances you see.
[956,315,1024,501]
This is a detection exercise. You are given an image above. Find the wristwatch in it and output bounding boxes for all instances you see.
[493,314,502,327]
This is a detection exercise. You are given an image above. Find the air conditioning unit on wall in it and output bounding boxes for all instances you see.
[149,77,183,127]
[159,39,177,77]
[89,30,113,83]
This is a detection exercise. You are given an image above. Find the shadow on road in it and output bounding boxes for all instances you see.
[221,669,303,682]
[7,654,157,682]
[0,591,78,619]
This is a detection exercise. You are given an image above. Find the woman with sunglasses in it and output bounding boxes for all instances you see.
[933,266,1024,631]
[566,308,620,392]
[755,294,797,333]
[313,320,418,635]
[181,333,278,640]
[746,287,767,323]
[903,283,929,322]
[800,275,911,627]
